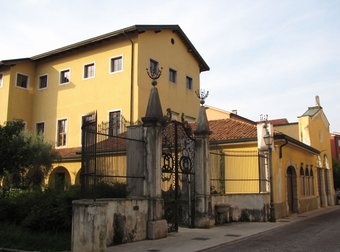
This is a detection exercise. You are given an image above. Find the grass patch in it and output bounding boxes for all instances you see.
[0,222,70,252]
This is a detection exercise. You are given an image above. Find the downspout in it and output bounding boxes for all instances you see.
[279,137,288,159]
[123,31,135,124]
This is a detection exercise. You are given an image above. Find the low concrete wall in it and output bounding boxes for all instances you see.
[211,194,270,223]
[72,198,148,252]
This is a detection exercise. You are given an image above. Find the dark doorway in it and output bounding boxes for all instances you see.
[287,166,297,213]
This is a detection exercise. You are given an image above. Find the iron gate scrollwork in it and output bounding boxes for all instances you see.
[161,115,195,232]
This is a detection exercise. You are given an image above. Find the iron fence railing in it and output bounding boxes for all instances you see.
[209,150,269,194]
[81,112,144,199]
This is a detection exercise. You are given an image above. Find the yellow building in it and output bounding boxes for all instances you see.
[208,97,335,220]
[0,25,209,188]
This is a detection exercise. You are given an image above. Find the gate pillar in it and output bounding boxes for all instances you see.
[142,78,168,239]
[194,104,214,228]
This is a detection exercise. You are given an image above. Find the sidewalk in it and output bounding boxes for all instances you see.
[107,205,339,252]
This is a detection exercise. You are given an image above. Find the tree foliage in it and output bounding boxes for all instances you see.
[333,159,340,190]
[0,120,59,190]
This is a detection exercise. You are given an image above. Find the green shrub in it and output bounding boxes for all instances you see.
[0,183,127,232]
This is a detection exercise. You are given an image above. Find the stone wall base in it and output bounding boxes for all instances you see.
[147,219,168,240]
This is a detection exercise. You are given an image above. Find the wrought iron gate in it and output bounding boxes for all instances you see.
[161,119,195,232]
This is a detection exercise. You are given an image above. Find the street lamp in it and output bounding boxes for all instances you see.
[264,124,276,222]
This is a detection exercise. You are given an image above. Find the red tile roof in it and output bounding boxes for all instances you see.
[56,118,259,159]
[56,147,81,159]
[207,119,257,142]
[257,118,289,125]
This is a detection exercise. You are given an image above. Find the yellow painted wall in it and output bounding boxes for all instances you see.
[299,111,332,169]
[33,38,133,148]
[7,62,35,130]
[1,30,202,149]
[210,144,260,194]
[274,141,318,204]
[137,30,200,120]
[0,70,10,124]
[274,123,299,140]
[206,106,231,121]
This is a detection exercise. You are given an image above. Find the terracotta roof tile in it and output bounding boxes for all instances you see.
[207,119,257,142]
[57,147,81,159]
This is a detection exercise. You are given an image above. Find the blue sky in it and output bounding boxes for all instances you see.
[1,0,339,131]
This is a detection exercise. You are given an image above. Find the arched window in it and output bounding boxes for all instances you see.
[305,166,310,196]
[300,165,305,196]
[310,166,314,195]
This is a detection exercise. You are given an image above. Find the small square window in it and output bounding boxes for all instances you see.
[150,59,159,75]
[60,69,70,84]
[84,63,95,79]
[0,73,3,88]
[38,75,48,89]
[169,68,177,83]
[16,73,29,88]
[110,56,123,73]
[36,122,45,135]
[186,76,193,90]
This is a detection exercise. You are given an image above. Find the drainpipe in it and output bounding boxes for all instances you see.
[123,31,135,124]
[279,137,288,159]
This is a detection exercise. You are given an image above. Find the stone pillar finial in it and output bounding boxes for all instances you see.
[142,67,164,125]
[195,89,211,135]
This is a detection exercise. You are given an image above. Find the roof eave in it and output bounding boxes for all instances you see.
[275,133,320,154]
[210,137,257,145]
[30,25,210,72]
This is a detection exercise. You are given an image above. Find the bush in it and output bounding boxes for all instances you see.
[0,183,127,232]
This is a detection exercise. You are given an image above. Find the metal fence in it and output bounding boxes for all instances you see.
[81,112,144,198]
[210,150,269,194]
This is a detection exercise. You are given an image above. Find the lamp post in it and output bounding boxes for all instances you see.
[263,124,276,222]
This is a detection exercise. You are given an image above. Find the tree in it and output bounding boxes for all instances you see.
[333,159,340,190]
[0,120,59,190]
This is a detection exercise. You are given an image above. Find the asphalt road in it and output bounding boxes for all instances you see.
[204,207,340,252]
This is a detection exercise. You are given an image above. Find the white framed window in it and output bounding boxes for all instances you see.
[16,73,29,89]
[57,118,67,147]
[169,68,177,83]
[0,73,3,88]
[36,122,45,136]
[83,63,95,79]
[59,69,70,85]
[38,74,48,89]
[186,76,193,90]
[109,110,121,136]
[338,139,340,147]
[150,59,159,75]
[110,56,123,73]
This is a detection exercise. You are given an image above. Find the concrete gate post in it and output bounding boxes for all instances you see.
[142,80,167,239]
[194,104,214,227]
